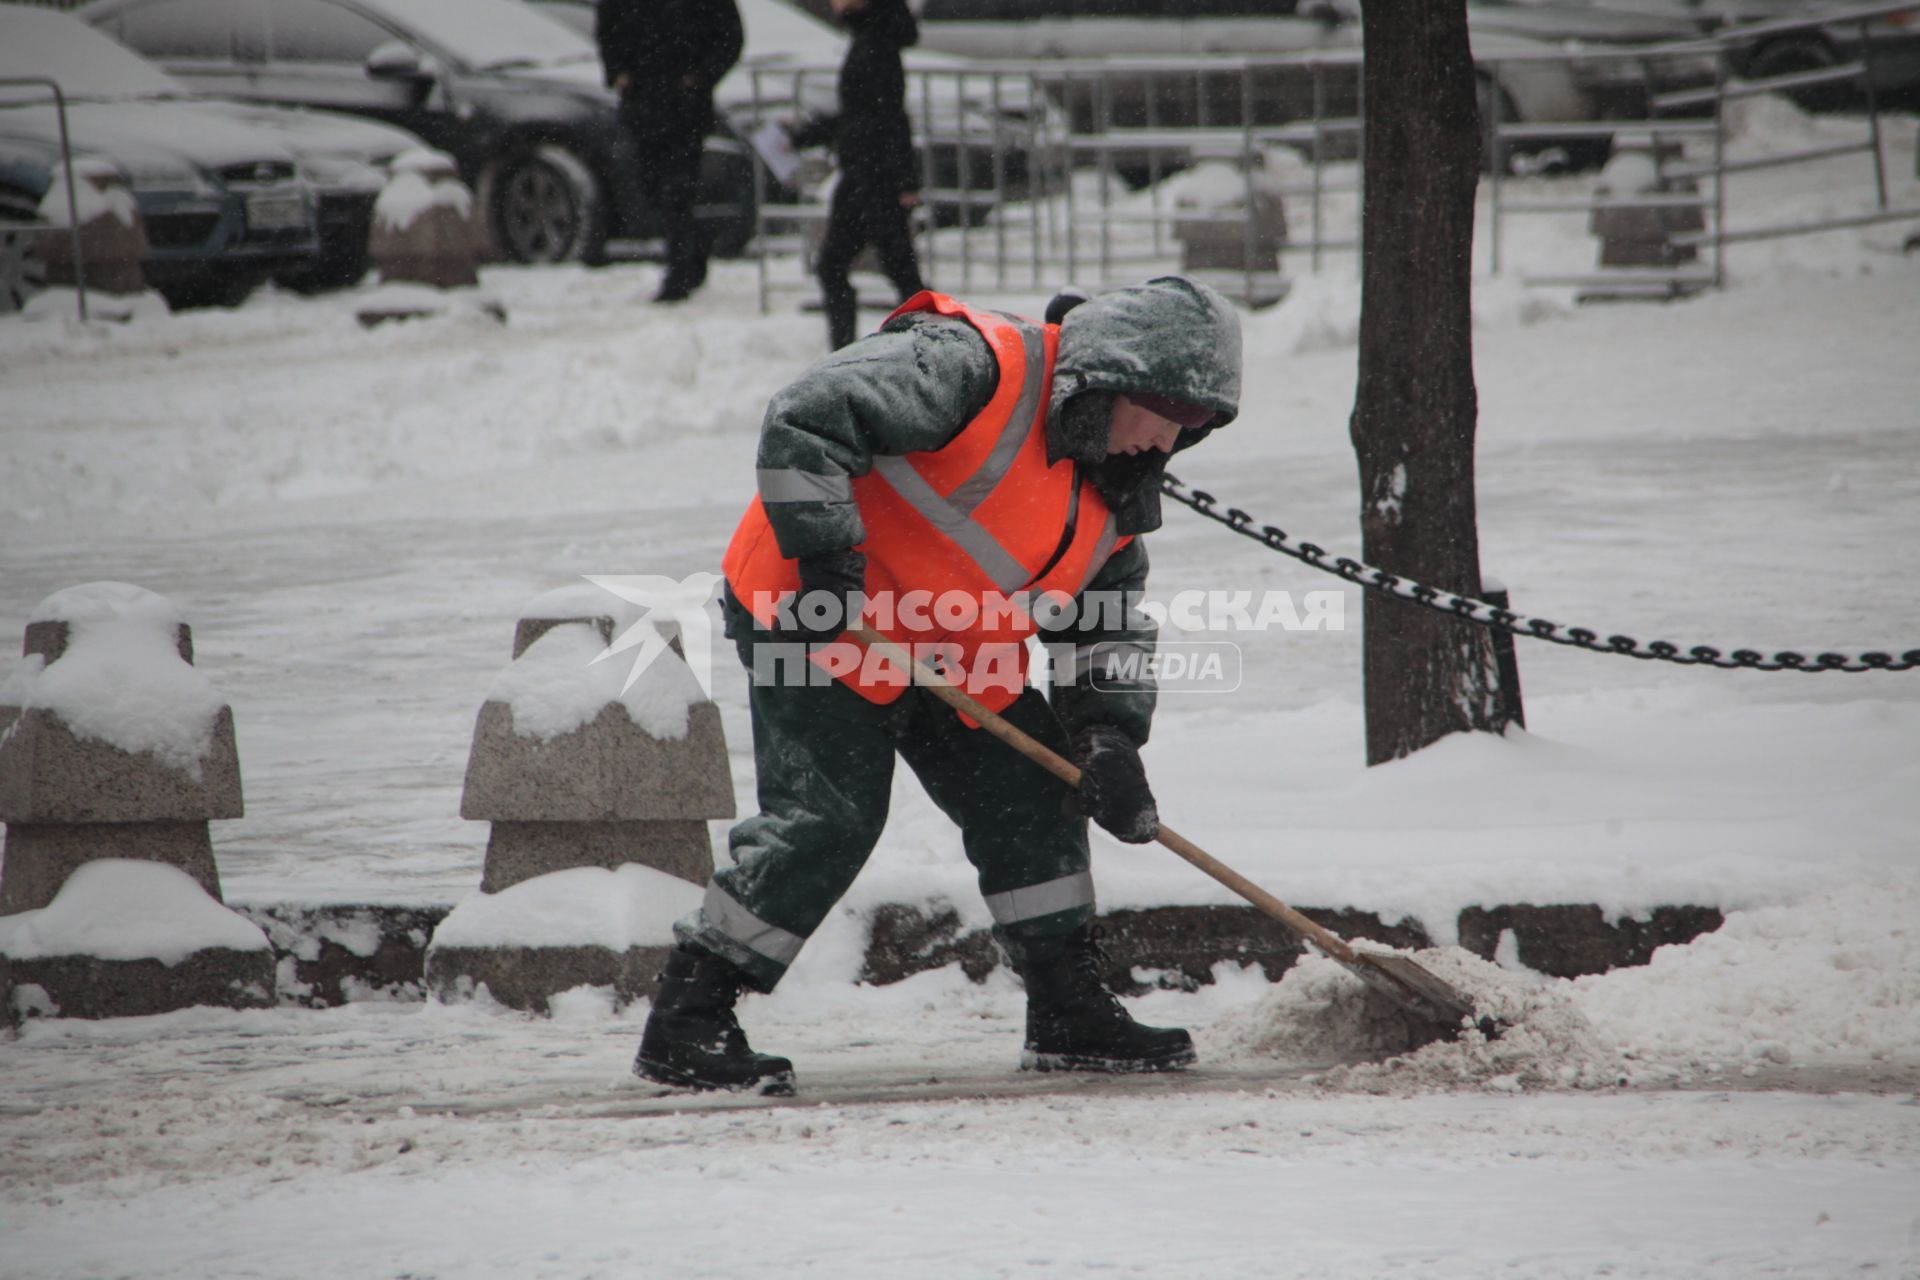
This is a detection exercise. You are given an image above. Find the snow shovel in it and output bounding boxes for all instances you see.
[848,624,1492,1040]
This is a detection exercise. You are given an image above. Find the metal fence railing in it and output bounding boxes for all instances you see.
[736,2,1920,312]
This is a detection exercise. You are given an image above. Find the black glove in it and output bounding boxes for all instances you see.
[776,549,866,643]
[1070,723,1158,844]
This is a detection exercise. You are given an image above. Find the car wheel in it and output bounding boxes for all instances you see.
[0,220,47,315]
[1746,37,1852,112]
[484,143,606,264]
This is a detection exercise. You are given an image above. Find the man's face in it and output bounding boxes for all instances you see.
[830,0,867,14]
[1105,395,1184,456]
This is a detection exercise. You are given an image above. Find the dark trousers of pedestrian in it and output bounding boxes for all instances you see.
[623,99,710,296]
[815,178,925,349]
[676,594,1095,994]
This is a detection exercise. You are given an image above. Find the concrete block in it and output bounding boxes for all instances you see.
[424,943,672,1014]
[1456,903,1725,979]
[369,149,481,289]
[0,706,243,826]
[0,821,221,916]
[35,159,150,297]
[0,858,273,1023]
[1590,137,1705,269]
[461,701,735,825]
[423,862,701,1014]
[0,584,242,918]
[237,902,445,1006]
[3,949,274,1024]
[480,819,714,893]
[461,603,734,892]
[1171,156,1289,274]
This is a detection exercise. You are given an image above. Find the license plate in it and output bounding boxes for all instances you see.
[246,191,309,232]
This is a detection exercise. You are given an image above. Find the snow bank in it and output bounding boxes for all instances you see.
[0,859,268,963]
[4,581,225,776]
[1576,877,1920,1071]
[428,863,702,950]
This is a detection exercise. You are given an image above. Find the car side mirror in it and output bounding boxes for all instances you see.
[365,41,432,81]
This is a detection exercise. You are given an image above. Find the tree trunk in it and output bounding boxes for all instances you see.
[1350,0,1508,766]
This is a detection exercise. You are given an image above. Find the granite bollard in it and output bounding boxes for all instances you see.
[1170,153,1292,307]
[1589,133,1706,272]
[428,584,735,1012]
[0,583,271,1022]
[357,148,504,328]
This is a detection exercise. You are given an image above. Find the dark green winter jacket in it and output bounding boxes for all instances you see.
[741,276,1243,744]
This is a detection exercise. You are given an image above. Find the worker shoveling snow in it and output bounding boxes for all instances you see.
[1203,947,1628,1094]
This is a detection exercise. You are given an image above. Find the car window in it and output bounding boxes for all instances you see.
[106,0,239,60]
[266,0,395,63]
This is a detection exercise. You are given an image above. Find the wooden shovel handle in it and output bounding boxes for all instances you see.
[845,624,1361,965]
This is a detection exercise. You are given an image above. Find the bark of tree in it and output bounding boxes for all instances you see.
[1350,0,1510,766]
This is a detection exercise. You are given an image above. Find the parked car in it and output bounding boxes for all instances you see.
[1462,0,1721,118]
[0,7,421,309]
[1645,0,1920,110]
[79,0,759,263]
[534,0,1064,224]
[892,0,1719,170]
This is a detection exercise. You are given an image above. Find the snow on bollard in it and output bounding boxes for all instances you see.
[1168,152,1292,308]
[428,583,735,1012]
[0,583,269,1023]
[29,158,168,323]
[356,148,502,328]
[1587,132,1706,293]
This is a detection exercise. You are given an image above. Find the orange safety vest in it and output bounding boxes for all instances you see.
[723,291,1132,716]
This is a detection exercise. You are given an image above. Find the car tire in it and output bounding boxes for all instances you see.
[0,220,47,315]
[483,143,606,265]
[1746,37,1852,113]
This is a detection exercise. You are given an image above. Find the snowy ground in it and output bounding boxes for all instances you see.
[2,99,1918,1277]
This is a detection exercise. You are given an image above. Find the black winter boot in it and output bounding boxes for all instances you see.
[635,945,795,1095]
[1017,925,1196,1073]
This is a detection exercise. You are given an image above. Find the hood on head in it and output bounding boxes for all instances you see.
[1049,274,1240,454]
[1045,276,1242,533]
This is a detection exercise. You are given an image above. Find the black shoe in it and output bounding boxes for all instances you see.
[1017,924,1196,1074]
[652,258,708,304]
[635,946,795,1095]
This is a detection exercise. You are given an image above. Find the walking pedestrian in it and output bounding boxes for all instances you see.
[596,0,743,302]
[635,276,1243,1094]
[787,0,926,349]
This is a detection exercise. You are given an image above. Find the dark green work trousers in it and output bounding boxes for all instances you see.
[677,595,1095,992]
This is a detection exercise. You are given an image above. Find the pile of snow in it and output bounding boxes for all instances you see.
[428,863,702,951]
[0,859,268,963]
[0,581,225,776]
[1575,878,1920,1072]
[1205,948,1626,1093]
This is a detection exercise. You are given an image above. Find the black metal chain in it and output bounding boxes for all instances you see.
[1160,473,1920,674]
